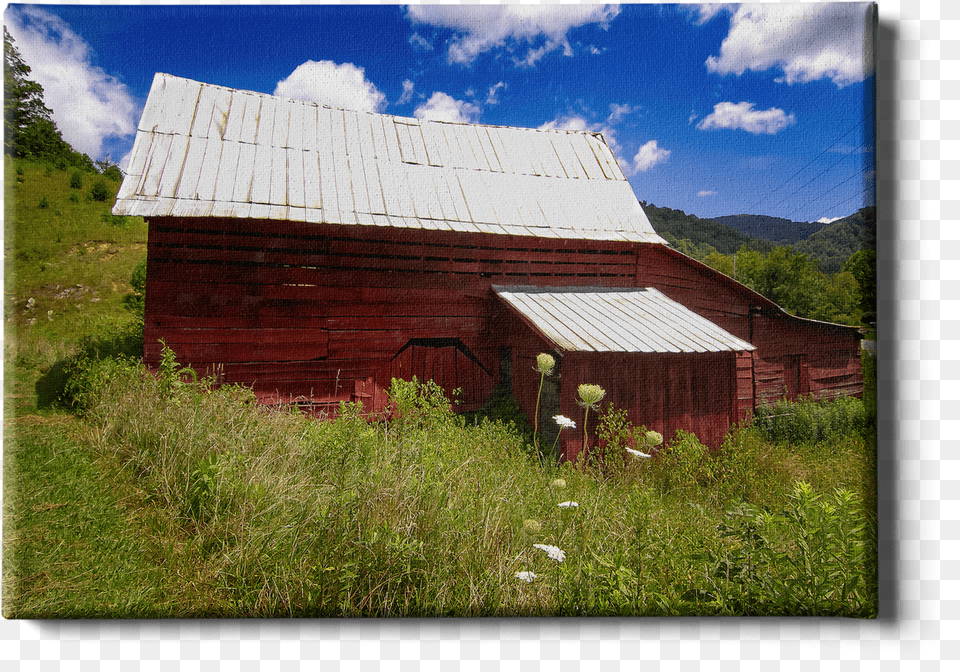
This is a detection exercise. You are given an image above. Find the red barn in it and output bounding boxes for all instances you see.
[113,74,862,459]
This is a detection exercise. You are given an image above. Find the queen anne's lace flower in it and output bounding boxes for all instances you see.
[626,446,652,459]
[533,544,566,563]
[557,501,579,509]
[550,478,566,489]
[535,353,556,376]
[514,571,538,583]
[553,415,576,429]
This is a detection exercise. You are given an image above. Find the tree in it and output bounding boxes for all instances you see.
[843,249,876,323]
[4,27,83,165]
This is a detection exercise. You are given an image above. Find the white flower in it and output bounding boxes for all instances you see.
[514,571,537,583]
[550,478,566,489]
[625,446,652,459]
[557,501,579,509]
[553,415,576,430]
[533,544,566,563]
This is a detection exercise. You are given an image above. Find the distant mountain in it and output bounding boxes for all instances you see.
[642,202,771,257]
[710,214,828,244]
[792,206,876,275]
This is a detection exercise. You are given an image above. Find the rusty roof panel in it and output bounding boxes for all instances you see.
[494,286,756,354]
[114,73,666,244]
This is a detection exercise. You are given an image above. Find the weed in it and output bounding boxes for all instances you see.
[37,195,49,209]
[70,169,83,190]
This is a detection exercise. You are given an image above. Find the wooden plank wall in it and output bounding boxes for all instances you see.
[553,352,738,459]
[144,216,641,410]
[636,245,863,404]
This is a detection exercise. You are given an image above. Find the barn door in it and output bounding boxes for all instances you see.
[385,338,494,408]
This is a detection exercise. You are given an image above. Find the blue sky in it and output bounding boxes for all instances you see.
[5,3,876,224]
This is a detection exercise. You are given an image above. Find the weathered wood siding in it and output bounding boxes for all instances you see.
[144,216,641,410]
[143,216,861,442]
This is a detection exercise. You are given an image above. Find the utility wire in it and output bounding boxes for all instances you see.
[746,108,875,216]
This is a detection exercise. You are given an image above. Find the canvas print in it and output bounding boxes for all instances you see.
[4,4,877,617]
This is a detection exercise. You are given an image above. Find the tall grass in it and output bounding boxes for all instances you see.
[42,347,876,617]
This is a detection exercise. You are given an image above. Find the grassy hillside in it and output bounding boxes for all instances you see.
[4,158,147,414]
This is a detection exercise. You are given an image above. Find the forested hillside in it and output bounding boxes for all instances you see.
[710,214,827,244]
[645,201,876,328]
[641,201,773,258]
[792,207,876,274]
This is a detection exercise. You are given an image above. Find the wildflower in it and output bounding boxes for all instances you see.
[644,431,663,447]
[515,571,538,583]
[576,383,606,453]
[535,353,556,376]
[576,384,606,410]
[533,544,566,563]
[523,519,542,534]
[553,415,576,430]
[625,446,652,459]
[557,501,579,509]
[550,478,566,489]
[533,353,556,453]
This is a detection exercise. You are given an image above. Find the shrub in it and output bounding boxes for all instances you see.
[68,190,79,203]
[37,195,49,209]
[709,481,877,616]
[753,395,866,444]
[70,168,83,189]
[90,179,112,202]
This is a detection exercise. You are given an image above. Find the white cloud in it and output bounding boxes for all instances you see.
[696,102,796,135]
[685,4,737,26]
[5,6,140,161]
[632,140,671,173]
[538,114,592,134]
[817,216,843,224]
[606,103,635,125]
[397,79,416,106]
[275,60,387,112]
[688,110,699,124]
[486,82,507,105]
[414,92,481,124]
[409,32,433,51]
[406,4,620,67]
[705,4,874,87]
[698,190,717,197]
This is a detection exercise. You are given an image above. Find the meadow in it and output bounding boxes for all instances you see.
[3,160,878,618]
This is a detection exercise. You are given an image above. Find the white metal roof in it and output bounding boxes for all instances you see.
[494,286,756,353]
[113,73,665,244]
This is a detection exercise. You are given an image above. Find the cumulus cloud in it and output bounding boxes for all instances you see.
[632,140,671,173]
[538,114,592,134]
[698,190,717,197]
[606,103,636,125]
[685,4,737,26]
[817,216,843,224]
[705,4,874,87]
[414,92,481,124]
[5,6,140,162]
[696,102,796,135]
[409,32,433,51]
[397,79,416,106]
[406,4,620,67]
[275,60,387,112]
[486,82,507,105]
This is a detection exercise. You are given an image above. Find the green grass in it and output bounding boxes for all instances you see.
[3,158,877,618]
[4,158,147,415]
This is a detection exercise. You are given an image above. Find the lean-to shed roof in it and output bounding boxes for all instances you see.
[113,73,665,244]
[494,286,756,354]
